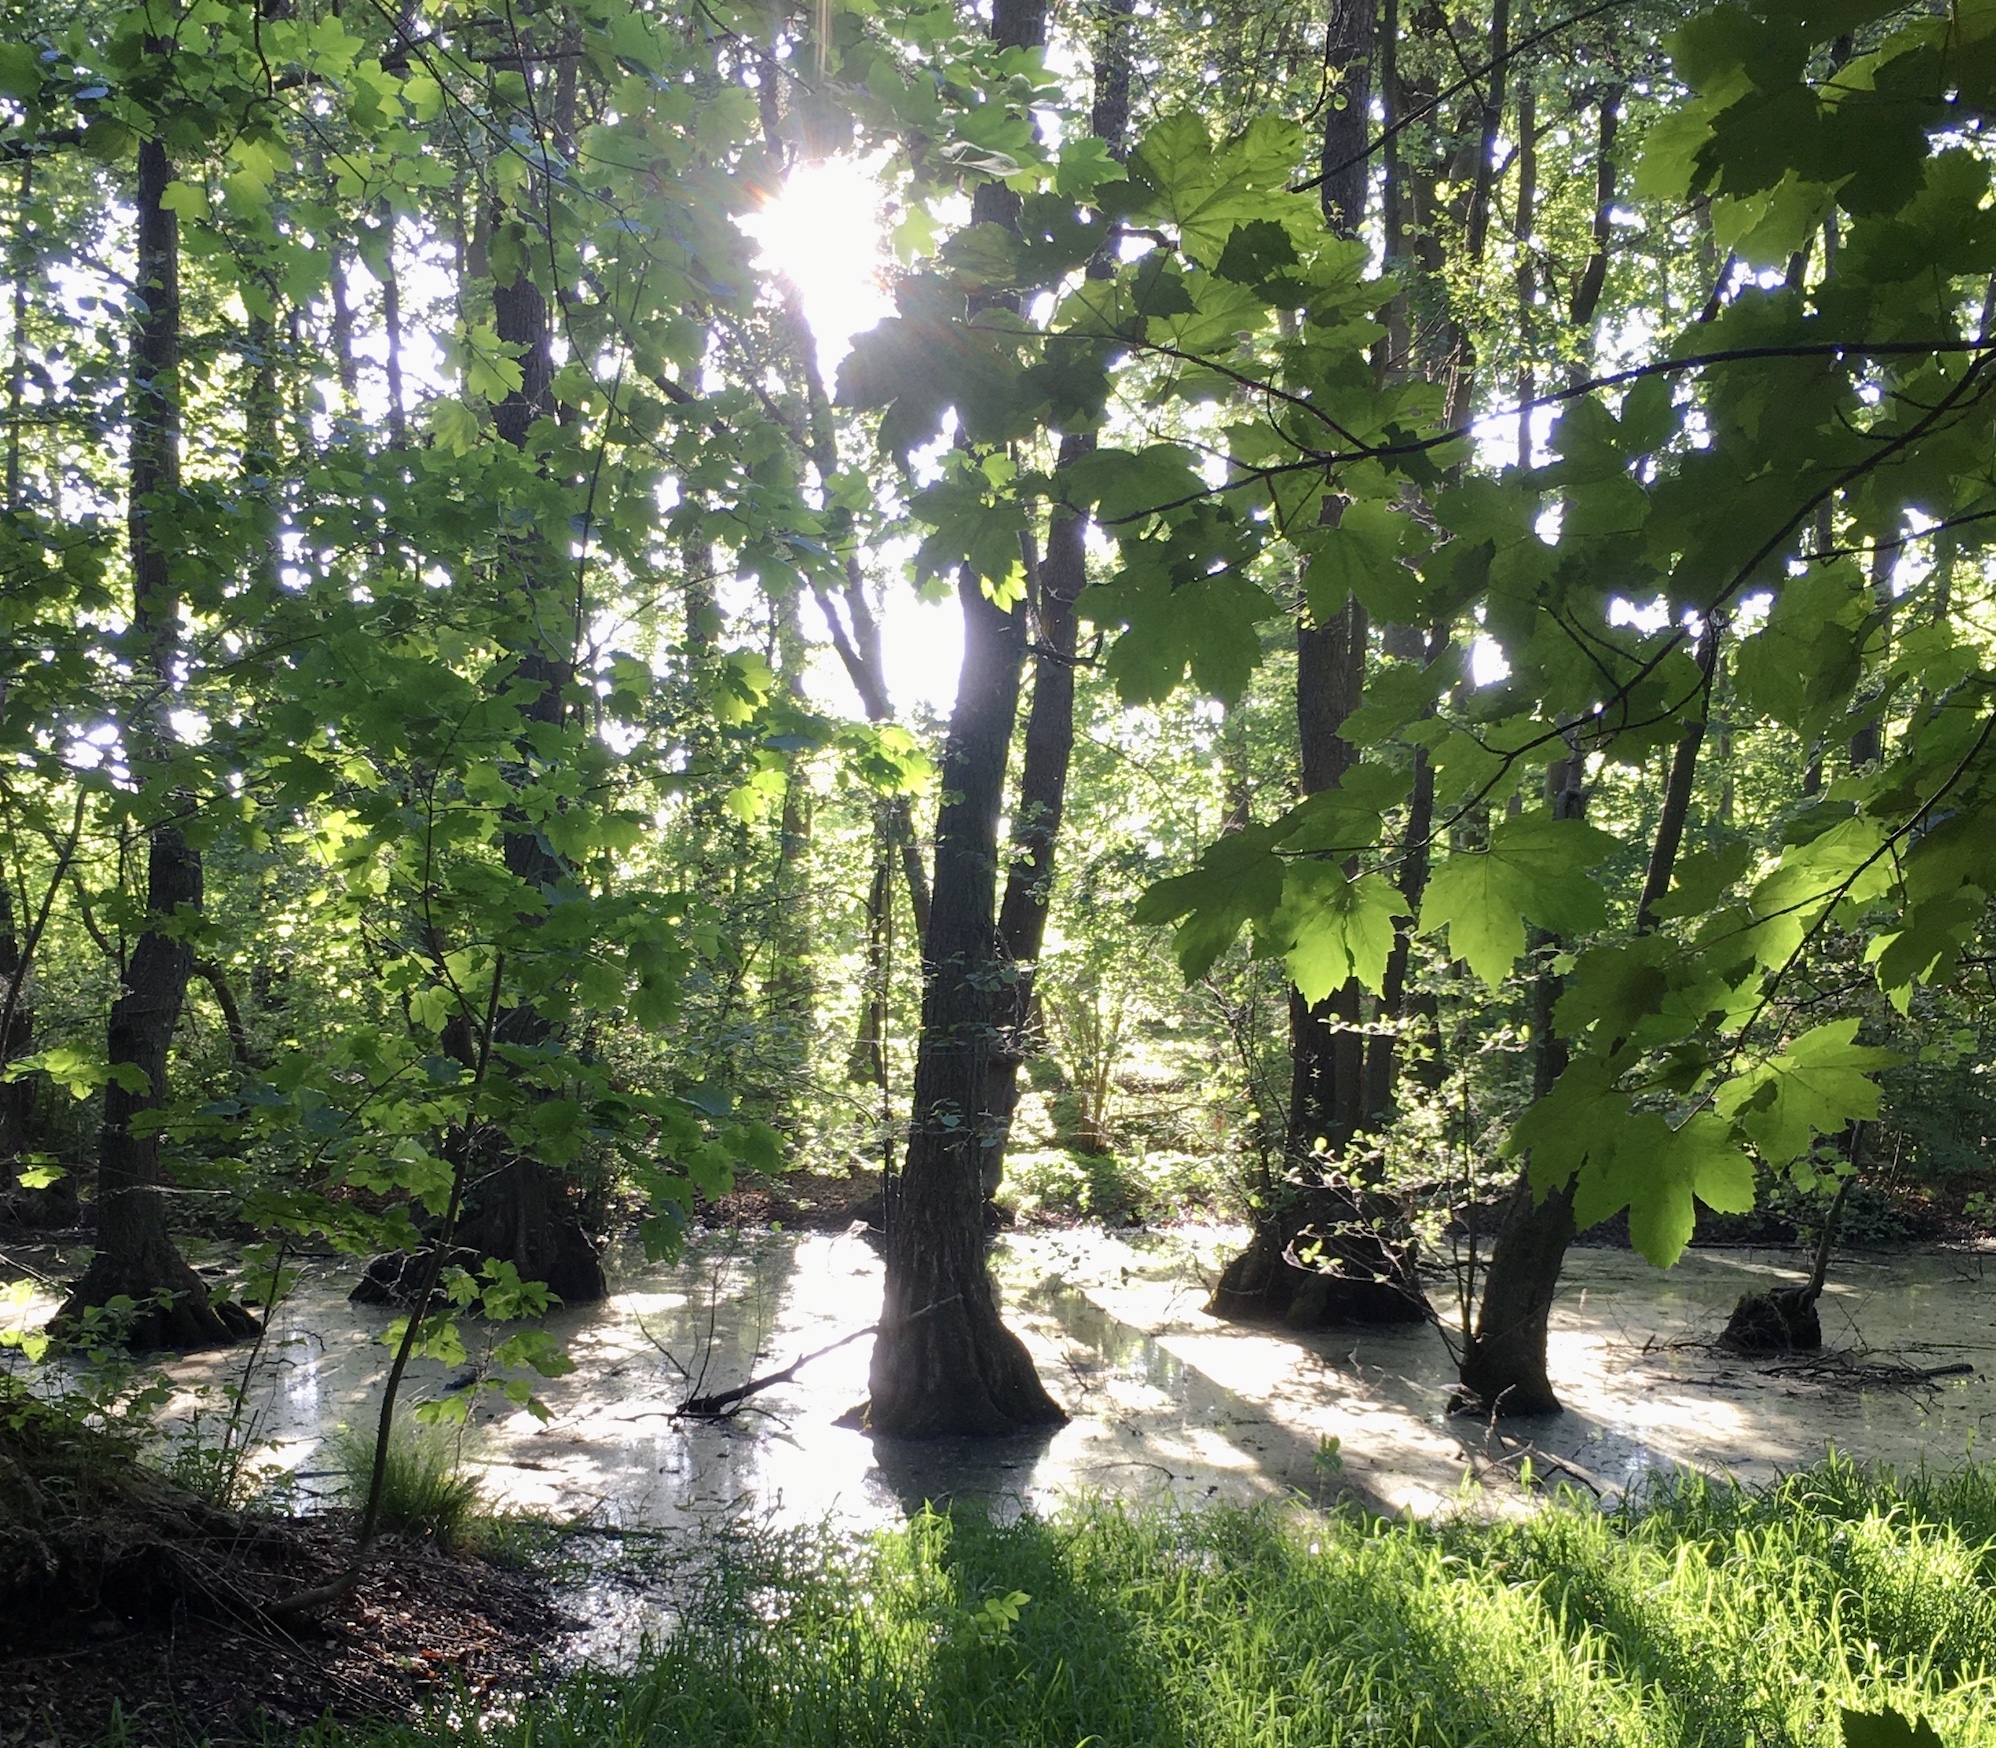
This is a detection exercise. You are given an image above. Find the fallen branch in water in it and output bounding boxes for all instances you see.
[675,1294,961,1420]
[677,1325,878,1419]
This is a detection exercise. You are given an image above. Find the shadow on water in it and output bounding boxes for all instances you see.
[866,1424,1065,1520]
[1016,1276,1395,1515]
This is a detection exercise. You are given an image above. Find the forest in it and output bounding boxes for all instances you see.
[3,0,1996,1741]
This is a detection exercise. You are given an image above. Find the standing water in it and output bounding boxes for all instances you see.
[111,1227,1996,1530]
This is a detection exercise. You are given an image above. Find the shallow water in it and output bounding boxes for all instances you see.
[10,1227,1996,1536]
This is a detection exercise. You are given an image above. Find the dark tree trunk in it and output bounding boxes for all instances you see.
[1455,754,1584,1414]
[1366,624,1445,1118]
[977,0,1136,1193]
[1454,1176,1575,1414]
[865,567,1066,1436]
[1290,577,1369,1159]
[57,138,252,1349]
[1317,0,1376,236]
[415,60,604,1307]
[1457,691,1709,1416]
[868,0,1063,1431]
[981,449,1086,1193]
[1211,23,1429,1329]
[0,877,60,1228]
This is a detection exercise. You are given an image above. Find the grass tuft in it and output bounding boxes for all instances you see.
[332,1417,482,1549]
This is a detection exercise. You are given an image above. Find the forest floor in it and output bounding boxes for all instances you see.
[0,1395,566,1745]
[0,1508,566,1740]
[0,1506,565,1745]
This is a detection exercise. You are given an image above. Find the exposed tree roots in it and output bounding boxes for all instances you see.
[54,1245,259,1350]
[1208,1177,1430,1329]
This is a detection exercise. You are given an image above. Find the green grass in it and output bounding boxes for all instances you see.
[332,1417,483,1549]
[337,1455,1995,1747]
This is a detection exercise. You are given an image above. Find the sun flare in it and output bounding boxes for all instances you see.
[739,155,897,370]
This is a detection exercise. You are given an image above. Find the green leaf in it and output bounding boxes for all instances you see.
[1301,500,1418,623]
[430,399,481,455]
[1136,823,1287,981]
[1619,1113,1756,1268]
[1275,867,1408,1002]
[1214,218,1300,287]
[1505,1055,1626,1198]
[1055,135,1125,200]
[1419,814,1620,987]
[1714,1019,1902,1166]
[1649,841,1755,919]
[160,179,209,219]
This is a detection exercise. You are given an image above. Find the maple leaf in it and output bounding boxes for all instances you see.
[1273,867,1409,1002]
[1714,1019,1902,1167]
[1420,813,1620,987]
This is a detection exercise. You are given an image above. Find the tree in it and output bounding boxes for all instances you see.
[1207,0,1428,1329]
[56,112,251,1347]
[863,0,1068,1439]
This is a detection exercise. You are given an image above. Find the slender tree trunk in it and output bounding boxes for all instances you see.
[981,489,1084,1193]
[0,877,48,1225]
[327,237,358,407]
[1289,590,1369,1159]
[380,207,407,450]
[1,185,52,1226]
[1365,622,1446,1116]
[769,597,815,1122]
[443,41,605,1306]
[979,0,1135,1192]
[1209,5,1427,1330]
[1459,649,1713,1412]
[1512,5,1537,467]
[1454,753,1584,1413]
[865,0,1065,1439]
[848,846,893,1093]
[866,566,1065,1434]
[58,138,252,1348]
[7,160,28,506]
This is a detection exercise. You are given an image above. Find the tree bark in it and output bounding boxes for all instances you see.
[865,566,1065,1435]
[1289,590,1370,1159]
[0,876,53,1226]
[1458,660,1711,1414]
[1209,15,1428,1329]
[981,485,1085,1193]
[58,138,252,1348]
[1454,753,1585,1414]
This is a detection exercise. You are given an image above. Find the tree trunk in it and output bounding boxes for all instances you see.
[865,0,1064,1438]
[0,876,59,1228]
[865,566,1066,1435]
[58,138,252,1349]
[977,0,1136,1194]
[1210,12,1428,1329]
[1289,591,1370,1158]
[769,596,816,1127]
[979,490,1083,1191]
[433,54,605,1307]
[1458,680,1708,1415]
[1365,623,1445,1119]
[1454,754,1584,1413]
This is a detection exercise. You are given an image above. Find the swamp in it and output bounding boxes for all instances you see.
[5,0,1996,1742]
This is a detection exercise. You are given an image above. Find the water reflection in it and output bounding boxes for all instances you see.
[11,1228,1995,1532]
